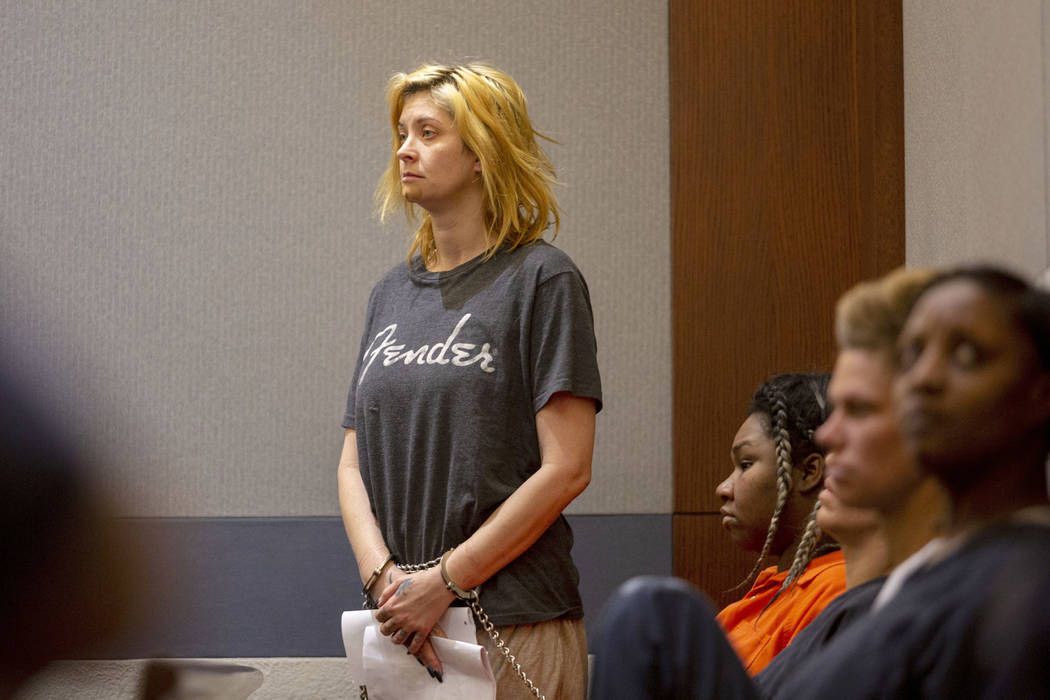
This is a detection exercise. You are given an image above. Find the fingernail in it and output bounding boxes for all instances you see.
[416,657,423,665]
[436,670,443,683]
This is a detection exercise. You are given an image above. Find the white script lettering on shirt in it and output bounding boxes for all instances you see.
[358,313,496,384]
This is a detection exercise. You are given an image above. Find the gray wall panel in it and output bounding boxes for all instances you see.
[904,0,1048,276]
[99,514,670,658]
[0,1,671,517]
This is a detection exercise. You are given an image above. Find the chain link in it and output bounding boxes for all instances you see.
[468,596,545,699]
[397,557,443,573]
[358,555,546,700]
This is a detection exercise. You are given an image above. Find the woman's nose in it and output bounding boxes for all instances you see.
[903,347,946,395]
[715,474,733,502]
[814,411,839,451]
[397,137,416,162]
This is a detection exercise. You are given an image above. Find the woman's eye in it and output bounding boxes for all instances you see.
[738,460,753,471]
[845,400,872,418]
[422,128,436,138]
[397,133,407,143]
[952,341,980,368]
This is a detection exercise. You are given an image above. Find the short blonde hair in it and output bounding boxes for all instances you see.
[375,63,560,263]
[835,267,936,353]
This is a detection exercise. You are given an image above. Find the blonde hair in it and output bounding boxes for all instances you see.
[375,63,560,263]
[835,267,936,353]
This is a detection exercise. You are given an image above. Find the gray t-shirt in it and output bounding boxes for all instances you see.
[343,240,602,625]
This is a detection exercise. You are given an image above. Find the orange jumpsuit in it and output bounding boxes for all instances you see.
[715,549,846,674]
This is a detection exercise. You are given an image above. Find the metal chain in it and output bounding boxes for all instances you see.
[397,556,443,573]
[357,556,546,700]
[360,558,442,608]
[468,596,545,699]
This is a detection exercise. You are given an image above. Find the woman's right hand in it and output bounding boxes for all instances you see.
[365,558,401,602]
[375,566,456,679]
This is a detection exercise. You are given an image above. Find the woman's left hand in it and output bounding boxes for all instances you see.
[375,566,457,672]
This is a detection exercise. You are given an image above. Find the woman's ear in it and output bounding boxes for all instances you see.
[796,453,825,494]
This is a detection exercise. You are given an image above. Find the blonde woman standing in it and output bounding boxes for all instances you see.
[337,64,601,699]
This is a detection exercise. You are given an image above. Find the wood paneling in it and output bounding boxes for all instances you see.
[675,513,764,609]
[670,1,904,596]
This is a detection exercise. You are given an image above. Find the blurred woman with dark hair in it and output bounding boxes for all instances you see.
[776,266,1050,698]
[590,267,951,700]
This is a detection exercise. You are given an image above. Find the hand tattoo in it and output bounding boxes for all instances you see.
[396,579,413,597]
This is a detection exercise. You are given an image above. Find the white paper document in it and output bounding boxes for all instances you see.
[341,608,497,700]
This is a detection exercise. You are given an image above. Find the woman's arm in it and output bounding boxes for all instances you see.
[339,429,450,674]
[375,391,595,652]
[445,391,595,587]
[336,429,395,596]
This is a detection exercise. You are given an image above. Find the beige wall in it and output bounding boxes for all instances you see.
[5,0,1046,521]
[0,1,671,517]
[904,0,1049,277]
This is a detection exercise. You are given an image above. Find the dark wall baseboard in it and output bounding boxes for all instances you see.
[97,514,671,658]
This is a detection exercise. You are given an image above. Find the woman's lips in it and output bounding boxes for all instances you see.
[823,468,847,496]
[720,510,736,529]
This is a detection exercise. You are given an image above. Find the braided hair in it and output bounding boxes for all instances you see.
[736,373,831,590]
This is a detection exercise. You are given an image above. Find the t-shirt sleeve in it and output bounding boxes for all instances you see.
[528,269,603,414]
[342,286,380,430]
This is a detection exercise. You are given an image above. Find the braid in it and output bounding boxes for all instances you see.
[756,500,828,618]
[734,385,794,589]
[728,373,831,594]
[786,501,824,587]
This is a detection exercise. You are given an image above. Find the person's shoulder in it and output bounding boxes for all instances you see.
[798,550,847,585]
[371,258,414,289]
[977,519,1050,582]
[359,259,414,310]
[510,240,584,283]
[813,549,847,568]
[958,517,1050,571]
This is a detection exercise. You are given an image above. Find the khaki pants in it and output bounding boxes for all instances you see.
[476,617,587,700]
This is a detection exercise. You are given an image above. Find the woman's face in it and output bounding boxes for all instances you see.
[717,413,780,553]
[816,348,920,512]
[396,92,481,213]
[816,483,882,547]
[894,279,1049,484]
